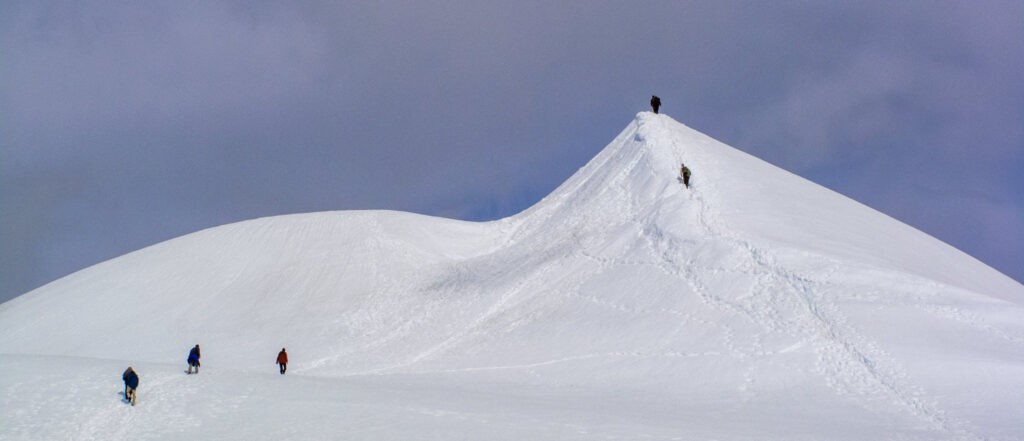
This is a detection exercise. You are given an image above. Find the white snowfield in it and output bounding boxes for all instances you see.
[2,113,1022,440]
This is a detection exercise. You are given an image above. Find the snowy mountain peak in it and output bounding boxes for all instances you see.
[520,112,1021,300]
[2,113,1023,440]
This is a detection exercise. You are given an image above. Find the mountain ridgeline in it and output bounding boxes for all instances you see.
[2,112,1022,439]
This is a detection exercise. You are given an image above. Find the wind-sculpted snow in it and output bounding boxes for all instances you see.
[2,113,1022,440]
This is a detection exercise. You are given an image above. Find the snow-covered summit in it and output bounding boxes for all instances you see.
[2,113,1022,440]
[519,113,1020,297]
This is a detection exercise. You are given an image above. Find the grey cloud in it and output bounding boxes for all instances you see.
[2,1,1022,302]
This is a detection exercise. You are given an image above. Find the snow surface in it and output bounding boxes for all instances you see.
[2,113,1023,440]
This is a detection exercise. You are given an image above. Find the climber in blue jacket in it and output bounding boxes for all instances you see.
[187,344,201,374]
[122,366,139,405]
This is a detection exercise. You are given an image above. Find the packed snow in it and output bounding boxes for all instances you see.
[2,113,1022,440]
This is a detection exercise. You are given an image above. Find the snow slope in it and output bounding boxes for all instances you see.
[2,113,1023,440]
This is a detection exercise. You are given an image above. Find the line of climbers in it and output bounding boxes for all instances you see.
[120,345,289,406]
[120,95,682,407]
[650,95,694,189]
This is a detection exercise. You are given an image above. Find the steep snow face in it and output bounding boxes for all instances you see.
[2,113,1023,440]
[515,113,1021,298]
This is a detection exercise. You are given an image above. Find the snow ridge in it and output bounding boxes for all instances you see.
[2,113,1023,440]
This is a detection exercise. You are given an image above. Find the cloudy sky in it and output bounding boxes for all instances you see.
[2,1,1022,303]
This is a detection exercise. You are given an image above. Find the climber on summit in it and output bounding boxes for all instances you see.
[651,95,661,114]
[680,163,691,188]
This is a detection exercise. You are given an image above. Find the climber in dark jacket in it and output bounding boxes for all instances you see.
[122,367,139,405]
[680,163,691,188]
[187,344,201,374]
[651,95,661,114]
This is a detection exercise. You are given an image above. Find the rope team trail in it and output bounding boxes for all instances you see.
[646,119,985,440]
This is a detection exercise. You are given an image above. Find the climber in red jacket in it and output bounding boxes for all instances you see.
[276,348,288,375]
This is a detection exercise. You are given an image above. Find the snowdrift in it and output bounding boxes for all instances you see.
[2,113,1022,440]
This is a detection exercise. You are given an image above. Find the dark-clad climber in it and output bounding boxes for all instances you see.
[276,348,288,375]
[651,95,661,114]
[681,163,691,188]
[187,344,201,374]
[122,366,139,406]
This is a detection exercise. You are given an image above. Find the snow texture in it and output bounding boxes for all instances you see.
[2,113,1023,440]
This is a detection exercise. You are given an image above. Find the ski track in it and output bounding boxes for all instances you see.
[646,119,985,440]
[913,284,1024,348]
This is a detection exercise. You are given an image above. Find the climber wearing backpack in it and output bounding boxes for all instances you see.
[651,95,661,114]
[187,344,201,374]
[122,366,139,405]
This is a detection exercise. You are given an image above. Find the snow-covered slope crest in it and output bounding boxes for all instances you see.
[515,113,1022,298]
[2,112,1023,440]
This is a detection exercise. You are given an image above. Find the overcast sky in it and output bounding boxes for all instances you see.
[2,1,1022,303]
